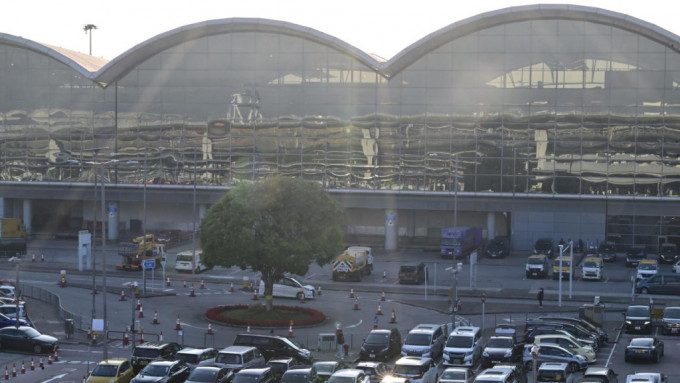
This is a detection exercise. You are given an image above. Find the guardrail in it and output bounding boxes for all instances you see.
[20,283,89,331]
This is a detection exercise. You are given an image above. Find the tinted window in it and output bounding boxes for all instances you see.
[446,335,472,347]
[365,332,389,344]
[405,333,431,346]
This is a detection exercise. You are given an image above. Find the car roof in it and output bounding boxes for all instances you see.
[236,367,271,375]
[332,369,365,377]
[147,360,179,366]
[135,342,176,349]
[396,357,431,366]
[538,362,568,370]
[452,326,479,334]
[584,367,614,375]
[220,345,258,353]
[356,362,383,368]
[284,368,312,374]
[528,254,547,259]
[177,347,215,355]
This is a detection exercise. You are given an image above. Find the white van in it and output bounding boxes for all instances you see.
[259,276,315,300]
[174,250,210,273]
[443,326,482,367]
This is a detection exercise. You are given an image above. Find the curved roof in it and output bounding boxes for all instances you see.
[3,5,680,87]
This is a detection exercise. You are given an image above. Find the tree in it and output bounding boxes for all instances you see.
[200,176,345,311]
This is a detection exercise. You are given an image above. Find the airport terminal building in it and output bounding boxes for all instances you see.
[2,4,680,251]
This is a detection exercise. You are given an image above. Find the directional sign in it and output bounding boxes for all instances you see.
[143,259,156,269]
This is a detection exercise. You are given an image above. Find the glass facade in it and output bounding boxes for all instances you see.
[2,12,680,247]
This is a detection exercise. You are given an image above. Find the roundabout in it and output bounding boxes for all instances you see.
[206,303,326,327]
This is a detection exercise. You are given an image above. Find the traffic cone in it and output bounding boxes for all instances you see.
[60,277,66,287]
[20,361,25,374]
[317,286,322,296]
[390,307,397,323]
[39,356,44,369]
[382,271,387,279]
[353,298,360,310]
[377,303,383,315]
[152,311,159,324]
[53,351,59,362]
[381,291,386,301]
[136,299,141,310]
[288,320,294,337]
[200,280,205,289]
[229,282,234,292]
[4,365,8,380]
[92,285,97,295]
[175,315,182,330]
[30,358,34,371]
[123,331,129,346]
[139,330,145,344]
[166,277,171,287]
[138,305,144,318]
[159,331,163,342]
[252,288,259,300]
[47,354,52,365]
[349,288,355,298]
[299,292,306,304]
[207,323,213,334]
[11,364,15,377]
[190,286,196,297]
[246,325,251,333]
[120,289,126,301]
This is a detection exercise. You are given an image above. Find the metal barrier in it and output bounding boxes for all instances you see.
[20,283,89,331]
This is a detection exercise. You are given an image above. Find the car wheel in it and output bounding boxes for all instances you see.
[641,287,649,294]
[567,362,579,372]
[33,344,42,354]
[296,291,304,300]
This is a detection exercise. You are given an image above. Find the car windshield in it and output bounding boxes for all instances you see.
[394,365,421,375]
[630,338,653,347]
[234,374,263,383]
[175,353,199,364]
[486,338,513,348]
[527,258,545,265]
[627,307,650,317]
[140,365,169,377]
[176,255,193,262]
[442,238,462,246]
[400,266,417,273]
[314,363,336,374]
[327,376,356,383]
[446,335,472,348]
[583,261,600,268]
[22,328,41,338]
[536,240,552,249]
[269,363,288,372]
[638,263,656,270]
[628,249,644,256]
[365,333,389,344]
[188,369,219,382]
[404,333,431,346]
[555,260,571,267]
[441,370,467,380]
[282,373,310,383]
[598,244,616,252]
[91,365,118,377]
[216,353,241,364]
[489,239,505,248]
[664,308,680,319]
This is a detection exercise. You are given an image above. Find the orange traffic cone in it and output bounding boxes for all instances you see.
[166,277,171,287]
[138,305,144,318]
[136,299,141,310]
[123,331,129,346]
[11,364,15,377]
[317,286,322,296]
[288,320,294,337]
[353,298,360,310]
[175,315,182,330]
[139,330,145,344]
[30,358,34,371]
[229,283,234,292]
[4,365,8,380]
[39,356,44,369]
[252,289,259,300]
[381,291,386,301]
[47,354,52,365]
[60,277,67,287]
[190,286,196,297]
[53,351,59,362]
[207,323,213,334]
[349,288,355,298]
[152,311,159,324]
[20,361,25,374]
[390,308,397,323]
[377,303,383,315]
[120,289,126,301]
[200,280,205,289]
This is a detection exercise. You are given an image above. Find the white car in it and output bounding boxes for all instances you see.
[673,259,680,273]
[393,357,438,383]
[174,250,211,273]
[259,276,315,300]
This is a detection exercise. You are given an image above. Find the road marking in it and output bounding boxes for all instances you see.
[345,320,363,329]
[605,341,617,367]
[40,373,68,383]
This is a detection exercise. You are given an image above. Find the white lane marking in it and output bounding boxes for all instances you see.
[345,320,363,329]
[40,373,68,383]
[605,341,617,367]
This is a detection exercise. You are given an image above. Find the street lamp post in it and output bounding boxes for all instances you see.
[8,256,20,328]
[449,262,463,328]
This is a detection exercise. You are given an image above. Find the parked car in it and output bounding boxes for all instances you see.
[268,358,300,382]
[471,368,514,383]
[0,312,29,328]
[536,316,608,345]
[522,343,587,372]
[658,243,679,263]
[213,346,266,370]
[661,306,680,335]
[534,238,555,258]
[624,337,664,363]
[533,334,596,363]
[597,243,618,262]
[313,361,348,383]
[581,367,619,383]
[398,263,427,284]
[626,247,647,267]
[537,362,575,383]
[175,250,212,273]
[401,324,446,359]
[355,362,391,383]
[259,276,315,300]
[281,367,318,383]
[233,333,313,364]
[232,367,277,383]
[86,358,135,383]
[635,274,680,295]
[437,367,474,383]
[525,254,549,278]
[481,336,522,368]
[185,366,234,383]
[487,364,525,383]
[392,357,438,383]
[359,328,402,362]
[131,342,182,373]
[130,360,190,383]
[327,369,371,383]
[636,259,658,281]
[175,347,219,371]
[380,377,411,383]
[485,236,510,258]
[674,259,680,273]
[0,326,58,354]
[625,373,666,383]
[442,326,482,367]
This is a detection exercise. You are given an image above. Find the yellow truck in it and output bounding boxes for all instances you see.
[116,234,167,270]
[552,255,572,280]
[0,218,27,257]
[331,247,374,282]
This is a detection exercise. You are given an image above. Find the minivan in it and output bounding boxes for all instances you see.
[533,238,555,258]
[624,305,652,334]
[526,255,549,278]
[661,306,680,334]
[636,259,658,281]
[537,362,575,383]
[401,324,445,359]
[359,328,402,362]
[233,333,313,364]
[174,347,218,370]
[214,346,266,370]
[442,326,482,367]
[258,276,315,300]
[635,274,680,295]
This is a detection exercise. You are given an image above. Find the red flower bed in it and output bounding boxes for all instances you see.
[206,304,326,326]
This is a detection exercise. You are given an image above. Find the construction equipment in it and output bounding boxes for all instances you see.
[0,218,27,257]
[116,234,166,270]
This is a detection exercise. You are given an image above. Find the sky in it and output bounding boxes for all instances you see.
[3,0,679,61]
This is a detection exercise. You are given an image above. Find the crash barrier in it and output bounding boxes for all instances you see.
[21,283,88,331]
[107,330,161,343]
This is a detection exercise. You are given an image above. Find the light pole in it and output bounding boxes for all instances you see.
[449,262,463,328]
[530,344,540,383]
[8,256,20,328]
[83,24,97,55]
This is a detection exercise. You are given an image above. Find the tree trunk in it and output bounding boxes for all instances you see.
[263,277,274,312]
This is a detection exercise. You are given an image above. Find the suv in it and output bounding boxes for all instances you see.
[537,362,575,383]
[401,324,445,359]
[661,306,680,335]
[486,236,511,258]
[131,359,190,383]
[233,333,313,364]
[636,259,658,280]
[214,346,266,370]
[534,238,555,258]
[658,243,679,263]
[624,305,652,334]
[174,347,218,370]
[131,342,182,373]
[526,254,549,278]
[359,328,402,362]
[581,256,604,281]
[399,263,427,284]
[626,247,647,267]
[443,326,482,367]
[481,336,521,368]
[393,357,438,383]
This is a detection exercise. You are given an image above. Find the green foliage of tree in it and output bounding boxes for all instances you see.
[200,176,345,310]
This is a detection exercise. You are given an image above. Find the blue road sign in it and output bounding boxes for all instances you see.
[142,259,156,269]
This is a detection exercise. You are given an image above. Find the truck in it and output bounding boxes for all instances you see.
[0,218,27,257]
[116,234,167,270]
[440,226,483,259]
[331,246,373,282]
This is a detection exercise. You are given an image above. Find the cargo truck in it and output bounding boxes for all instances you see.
[116,234,167,270]
[331,246,373,282]
[0,218,27,257]
[440,226,483,259]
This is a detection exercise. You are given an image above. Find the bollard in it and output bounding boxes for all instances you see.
[152,311,159,324]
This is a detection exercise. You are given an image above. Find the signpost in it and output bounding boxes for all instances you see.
[142,259,155,295]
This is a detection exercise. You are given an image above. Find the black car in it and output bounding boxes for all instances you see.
[233,333,313,364]
[186,366,233,383]
[624,305,653,334]
[597,243,618,262]
[0,326,58,354]
[624,337,664,363]
[131,342,182,373]
[533,238,555,258]
[358,328,402,362]
[626,247,647,267]
[281,367,318,383]
[232,367,277,383]
[658,243,679,263]
[313,361,347,383]
[398,263,427,284]
[486,236,511,258]
[268,358,300,382]
[130,360,191,383]
[480,336,522,368]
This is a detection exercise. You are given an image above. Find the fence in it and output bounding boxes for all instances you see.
[20,283,89,331]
